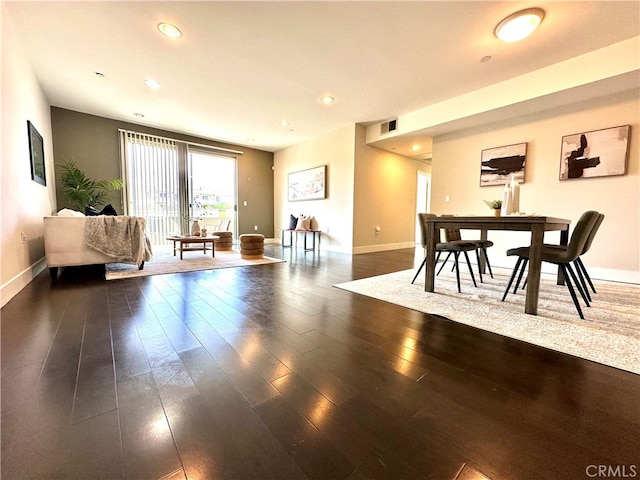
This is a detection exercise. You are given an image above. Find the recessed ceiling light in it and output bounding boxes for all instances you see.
[279,120,290,127]
[495,8,544,42]
[144,79,160,89]
[133,113,145,118]
[412,145,421,152]
[158,22,182,38]
[321,95,335,105]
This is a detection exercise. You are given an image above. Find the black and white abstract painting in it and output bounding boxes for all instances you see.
[480,142,526,187]
[559,125,630,180]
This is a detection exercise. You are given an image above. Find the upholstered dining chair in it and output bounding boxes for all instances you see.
[515,212,604,303]
[542,213,604,300]
[412,213,478,293]
[442,226,494,283]
[501,210,600,319]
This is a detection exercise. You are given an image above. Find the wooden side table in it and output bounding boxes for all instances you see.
[166,235,220,260]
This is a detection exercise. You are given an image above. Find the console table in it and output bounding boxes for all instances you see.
[281,229,321,251]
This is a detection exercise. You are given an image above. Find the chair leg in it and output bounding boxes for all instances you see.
[463,251,477,287]
[514,258,529,293]
[411,258,427,284]
[482,247,494,279]
[502,257,524,301]
[560,263,585,319]
[566,263,590,307]
[575,257,597,294]
[437,252,453,275]
[474,248,484,283]
[453,252,462,293]
[573,261,591,303]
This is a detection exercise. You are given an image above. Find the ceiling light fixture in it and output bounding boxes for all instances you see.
[144,79,160,89]
[279,120,290,127]
[158,22,182,38]
[321,95,335,105]
[495,8,544,43]
[412,145,421,152]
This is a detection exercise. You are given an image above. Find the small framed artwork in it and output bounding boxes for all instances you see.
[559,125,630,180]
[288,165,327,201]
[480,142,526,187]
[27,120,46,186]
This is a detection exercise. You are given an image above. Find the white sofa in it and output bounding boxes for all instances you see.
[44,215,151,279]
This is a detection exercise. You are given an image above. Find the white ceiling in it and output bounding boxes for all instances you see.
[6,1,639,156]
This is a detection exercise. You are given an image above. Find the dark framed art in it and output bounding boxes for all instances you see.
[559,125,630,180]
[480,142,526,187]
[288,165,326,201]
[27,120,46,186]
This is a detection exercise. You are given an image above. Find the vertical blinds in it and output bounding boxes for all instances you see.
[119,131,186,244]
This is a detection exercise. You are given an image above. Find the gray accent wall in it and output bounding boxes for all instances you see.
[50,107,274,238]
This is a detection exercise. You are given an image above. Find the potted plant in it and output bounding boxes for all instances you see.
[57,161,124,211]
[484,199,503,216]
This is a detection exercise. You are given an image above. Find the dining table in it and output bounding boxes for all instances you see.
[423,215,571,315]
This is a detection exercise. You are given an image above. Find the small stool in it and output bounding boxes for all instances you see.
[213,231,233,251]
[239,234,265,259]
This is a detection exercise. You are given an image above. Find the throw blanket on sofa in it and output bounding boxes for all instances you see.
[85,216,153,266]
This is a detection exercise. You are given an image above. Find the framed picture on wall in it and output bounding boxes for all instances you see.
[480,142,526,187]
[288,165,327,201]
[27,120,46,186]
[559,125,630,180]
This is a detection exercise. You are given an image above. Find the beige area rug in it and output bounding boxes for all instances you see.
[335,268,640,374]
[105,248,285,280]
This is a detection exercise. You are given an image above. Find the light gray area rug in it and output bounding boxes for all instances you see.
[106,249,284,280]
[335,268,640,374]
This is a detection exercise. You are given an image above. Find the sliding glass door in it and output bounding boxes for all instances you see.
[188,149,237,239]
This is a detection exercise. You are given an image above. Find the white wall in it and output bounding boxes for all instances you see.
[1,5,56,306]
[431,89,640,283]
[274,125,356,253]
[353,125,427,253]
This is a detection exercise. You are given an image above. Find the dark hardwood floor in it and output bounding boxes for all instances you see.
[2,246,638,480]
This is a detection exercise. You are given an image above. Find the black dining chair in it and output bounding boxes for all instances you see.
[412,213,478,292]
[516,212,604,303]
[501,210,600,319]
[542,213,604,299]
[442,226,494,283]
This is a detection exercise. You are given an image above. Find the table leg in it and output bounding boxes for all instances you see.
[172,240,177,257]
[557,227,570,285]
[479,229,488,274]
[211,240,215,257]
[180,242,184,260]
[424,223,437,292]
[524,225,544,315]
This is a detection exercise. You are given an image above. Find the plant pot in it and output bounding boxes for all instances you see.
[494,209,501,217]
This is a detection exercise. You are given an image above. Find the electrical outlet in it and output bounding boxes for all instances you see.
[20,232,27,243]
[445,195,451,203]
[254,225,258,231]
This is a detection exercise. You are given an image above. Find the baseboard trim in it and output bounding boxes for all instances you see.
[1,257,47,308]
[353,242,416,255]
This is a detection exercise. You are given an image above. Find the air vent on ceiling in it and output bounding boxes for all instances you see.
[380,118,398,135]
